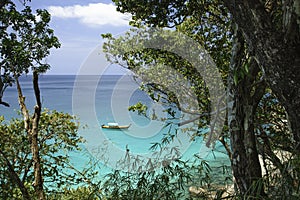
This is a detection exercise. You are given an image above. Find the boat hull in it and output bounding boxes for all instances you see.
[101,124,131,129]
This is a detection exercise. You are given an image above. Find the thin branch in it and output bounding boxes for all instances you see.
[0,149,31,200]
[219,136,232,159]
[0,76,10,107]
[178,106,227,126]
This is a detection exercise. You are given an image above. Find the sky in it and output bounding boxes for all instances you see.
[27,0,132,75]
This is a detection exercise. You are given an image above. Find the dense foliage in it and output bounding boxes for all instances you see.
[0,110,98,199]
[102,0,300,198]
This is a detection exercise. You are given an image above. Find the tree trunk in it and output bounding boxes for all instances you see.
[224,0,300,153]
[228,25,266,197]
[15,72,45,200]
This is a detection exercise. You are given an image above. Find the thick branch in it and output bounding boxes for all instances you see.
[33,71,41,109]
[15,74,30,131]
[31,71,45,200]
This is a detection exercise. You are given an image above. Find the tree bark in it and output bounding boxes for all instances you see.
[224,0,300,153]
[31,71,45,200]
[15,72,45,200]
[228,25,266,197]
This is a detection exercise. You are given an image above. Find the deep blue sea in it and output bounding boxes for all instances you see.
[1,75,229,174]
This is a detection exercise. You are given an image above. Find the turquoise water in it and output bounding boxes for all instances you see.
[1,75,229,175]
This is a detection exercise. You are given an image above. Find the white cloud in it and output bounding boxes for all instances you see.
[48,3,131,27]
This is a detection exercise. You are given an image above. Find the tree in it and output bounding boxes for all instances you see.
[0,110,90,199]
[0,1,59,199]
[0,2,102,199]
[223,0,300,154]
[105,0,300,198]
[102,25,267,198]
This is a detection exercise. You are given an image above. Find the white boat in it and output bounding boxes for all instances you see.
[101,122,131,129]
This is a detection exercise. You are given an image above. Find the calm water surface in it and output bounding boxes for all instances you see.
[1,75,229,174]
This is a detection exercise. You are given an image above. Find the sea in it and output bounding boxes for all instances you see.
[1,75,230,176]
